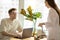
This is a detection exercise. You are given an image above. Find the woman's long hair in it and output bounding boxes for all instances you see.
[45,0,60,24]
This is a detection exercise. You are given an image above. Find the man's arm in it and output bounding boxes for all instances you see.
[1,19,18,38]
[17,21,23,32]
[1,31,18,37]
[17,26,23,32]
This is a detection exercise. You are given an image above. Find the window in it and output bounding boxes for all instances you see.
[0,0,19,24]
[24,0,48,35]
[24,0,60,36]
[55,0,60,9]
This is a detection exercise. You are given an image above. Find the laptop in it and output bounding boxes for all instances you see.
[22,28,33,38]
[14,28,33,39]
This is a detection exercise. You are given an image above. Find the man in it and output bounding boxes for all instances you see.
[0,8,23,40]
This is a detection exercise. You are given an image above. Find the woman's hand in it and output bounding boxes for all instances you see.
[38,23,45,27]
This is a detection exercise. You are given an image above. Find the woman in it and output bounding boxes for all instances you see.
[38,0,60,40]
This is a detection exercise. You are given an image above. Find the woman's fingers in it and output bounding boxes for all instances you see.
[38,23,43,27]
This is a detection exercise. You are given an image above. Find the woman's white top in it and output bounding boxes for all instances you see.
[45,8,60,40]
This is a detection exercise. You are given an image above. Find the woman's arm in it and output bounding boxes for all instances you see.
[38,23,45,27]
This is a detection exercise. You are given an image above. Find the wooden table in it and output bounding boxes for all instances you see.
[10,37,47,40]
[10,37,34,40]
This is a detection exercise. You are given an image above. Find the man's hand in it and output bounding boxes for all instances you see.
[1,31,22,38]
[14,32,22,38]
[1,31,18,37]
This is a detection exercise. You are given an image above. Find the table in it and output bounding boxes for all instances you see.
[10,37,34,40]
[10,37,47,40]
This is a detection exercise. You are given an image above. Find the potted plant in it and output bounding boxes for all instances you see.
[20,6,42,36]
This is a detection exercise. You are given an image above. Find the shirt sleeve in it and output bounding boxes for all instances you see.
[17,21,23,32]
[45,8,57,28]
[0,19,7,32]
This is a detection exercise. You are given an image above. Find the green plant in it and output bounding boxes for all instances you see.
[20,6,42,36]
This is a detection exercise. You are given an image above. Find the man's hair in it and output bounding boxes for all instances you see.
[8,8,16,14]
